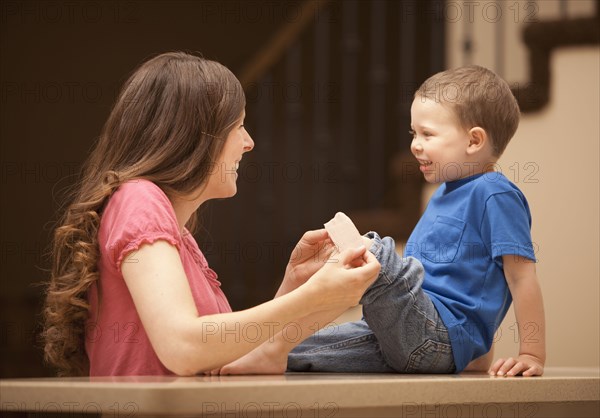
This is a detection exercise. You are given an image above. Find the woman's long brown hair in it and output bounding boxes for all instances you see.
[42,51,245,376]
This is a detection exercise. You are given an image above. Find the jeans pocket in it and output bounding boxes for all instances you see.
[405,339,455,373]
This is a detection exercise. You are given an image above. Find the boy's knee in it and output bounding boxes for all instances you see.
[373,234,420,272]
[400,255,425,278]
[362,232,425,287]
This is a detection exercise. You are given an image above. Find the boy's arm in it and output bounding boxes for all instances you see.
[488,255,546,377]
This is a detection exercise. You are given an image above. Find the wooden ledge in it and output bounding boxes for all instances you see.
[1,367,598,417]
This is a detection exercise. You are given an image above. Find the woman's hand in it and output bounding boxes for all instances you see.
[277,229,335,297]
[305,245,381,311]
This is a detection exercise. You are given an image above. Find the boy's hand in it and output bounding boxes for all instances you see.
[488,354,544,377]
[499,255,546,378]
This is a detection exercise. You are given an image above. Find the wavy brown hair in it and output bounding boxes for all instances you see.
[42,51,245,376]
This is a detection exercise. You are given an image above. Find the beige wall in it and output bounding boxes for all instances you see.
[495,47,600,367]
[444,0,600,367]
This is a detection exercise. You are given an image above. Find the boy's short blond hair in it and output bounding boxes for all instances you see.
[415,65,520,157]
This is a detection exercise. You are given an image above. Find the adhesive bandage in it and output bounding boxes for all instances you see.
[324,212,364,253]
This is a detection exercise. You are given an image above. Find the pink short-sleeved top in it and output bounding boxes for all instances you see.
[85,179,231,376]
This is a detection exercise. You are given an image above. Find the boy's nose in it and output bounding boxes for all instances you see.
[411,139,423,154]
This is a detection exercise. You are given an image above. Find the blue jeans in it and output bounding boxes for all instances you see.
[287,232,456,373]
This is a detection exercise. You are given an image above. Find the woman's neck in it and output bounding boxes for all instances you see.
[169,194,205,234]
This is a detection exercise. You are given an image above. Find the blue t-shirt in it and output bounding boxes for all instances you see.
[404,172,536,372]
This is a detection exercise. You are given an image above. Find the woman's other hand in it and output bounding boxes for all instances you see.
[277,229,334,297]
[306,245,381,311]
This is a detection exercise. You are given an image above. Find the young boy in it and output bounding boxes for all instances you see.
[220,65,545,377]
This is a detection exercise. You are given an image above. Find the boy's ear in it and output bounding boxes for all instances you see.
[467,127,488,154]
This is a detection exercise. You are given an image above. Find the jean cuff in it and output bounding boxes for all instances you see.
[363,231,383,259]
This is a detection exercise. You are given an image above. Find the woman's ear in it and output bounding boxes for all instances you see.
[467,127,488,155]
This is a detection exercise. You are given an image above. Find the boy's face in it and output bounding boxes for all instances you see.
[410,97,474,183]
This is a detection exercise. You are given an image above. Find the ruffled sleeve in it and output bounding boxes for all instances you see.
[100,179,182,272]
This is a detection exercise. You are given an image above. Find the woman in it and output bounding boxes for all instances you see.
[42,51,380,376]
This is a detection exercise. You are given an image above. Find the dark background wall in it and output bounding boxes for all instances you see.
[0,0,444,377]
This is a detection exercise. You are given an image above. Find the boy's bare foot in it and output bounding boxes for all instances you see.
[219,343,288,375]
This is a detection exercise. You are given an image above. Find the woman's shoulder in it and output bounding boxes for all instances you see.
[106,179,172,213]
[102,179,179,235]
[115,178,169,200]
[99,179,181,270]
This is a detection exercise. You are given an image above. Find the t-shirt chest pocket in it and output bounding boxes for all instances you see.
[420,215,466,263]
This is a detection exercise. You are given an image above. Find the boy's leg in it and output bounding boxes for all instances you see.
[359,232,456,373]
[221,306,386,375]
[287,319,395,373]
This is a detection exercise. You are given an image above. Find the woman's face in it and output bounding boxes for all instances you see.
[204,111,254,199]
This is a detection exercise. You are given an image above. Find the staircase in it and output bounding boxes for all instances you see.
[201,0,447,308]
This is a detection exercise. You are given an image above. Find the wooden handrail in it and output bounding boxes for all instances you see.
[238,0,331,89]
[513,15,600,112]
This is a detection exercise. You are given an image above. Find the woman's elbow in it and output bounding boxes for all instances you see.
[153,338,208,376]
[167,361,198,377]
